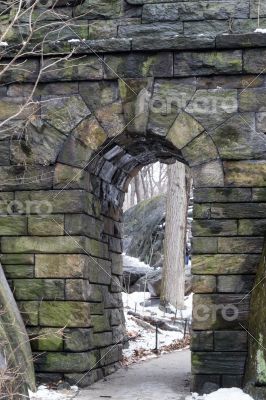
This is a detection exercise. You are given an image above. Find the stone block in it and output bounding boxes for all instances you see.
[65,280,102,302]
[119,22,183,38]
[192,352,246,375]
[148,80,196,136]
[192,220,238,236]
[41,56,103,82]
[28,215,64,236]
[64,328,94,352]
[240,88,266,112]
[35,254,89,278]
[184,20,229,36]
[100,344,122,366]
[0,60,39,83]
[252,188,266,201]
[1,236,86,254]
[53,164,91,190]
[65,369,103,388]
[39,301,91,328]
[73,115,107,149]
[222,375,243,388]
[211,113,266,160]
[193,204,211,219]
[18,301,39,326]
[224,161,266,187]
[0,215,27,235]
[192,160,225,188]
[192,254,259,275]
[91,315,111,333]
[256,112,266,133]
[191,374,220,395]
[191,331,213,351]
[1,254,34,265]
[29,327,63,351]
[174,50,242,77]
[3,265,34,279]
[167,111,204,149]
[104,52,173,79]
[218,237,264,254]
[35,351,98,373]
[192,275,216,293]
[74,0,122,19]
[194,188,252,203]
[0,97,36,120]
[217,275,255,293]
[182,132,218,167]
[13,279,64,300]
[110,252,123,276]
[93,332,113,348]
[217,33,266,49]
[211,203,266,219]
[65,214,103,240]
[238,219,266,236]
[192,294,250,330]
[0,166,54,191]
[132,35,215,51]
[196,75,264,90]
[244,49,266,73]
[214,331,247,351]
[192,237,218,254]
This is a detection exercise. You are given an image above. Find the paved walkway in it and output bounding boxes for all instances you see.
[77,350,191,400]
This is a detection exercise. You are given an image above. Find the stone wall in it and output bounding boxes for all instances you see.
[0,0,265,394]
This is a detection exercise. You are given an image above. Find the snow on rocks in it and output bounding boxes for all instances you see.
[29,385,78,400]
[188,388,254,400]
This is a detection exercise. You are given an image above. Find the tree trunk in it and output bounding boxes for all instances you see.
[161,162,187,310]
[134,175,142,203]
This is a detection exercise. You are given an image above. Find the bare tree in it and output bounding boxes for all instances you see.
[160,162,188,310]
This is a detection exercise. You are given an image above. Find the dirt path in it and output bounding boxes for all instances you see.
[77,349,191,400]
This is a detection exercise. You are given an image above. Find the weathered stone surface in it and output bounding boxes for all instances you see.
[192,254,260,275]
[192,219,238,236]
[0,215,27,235]
[64,328,94,352]
[196,74,265,90]
[104,53,173,79]
[211,203,266,219]
[148,80,196,136]
[217,33,266,49]
[174,50,242,77]
[217,275,255,294]
[132,35,215,51]
[191,331,214,351]
[239,88,266,112]
[91,315,111,333]
[35,351,98,373]
[95,101,125,138]
[211,113,266,160]
[28,215,64,236]
[256,112,266,133]
[65,213,103,240]
[0,97,36,120]
[192,160,224,188]
[192,275,216,293]
[192,237,218,254]
[29,327,63,352]
[224,161,266,187]
[244,49,266,73]
[3,264,34,279]
[192,352,246,375]
[41,95,90,133]
[53,164,91,190]
[119,22,183,38]
[1,236,86,254]
[218,237,264,254]
[253,188,266,201]
[166,111,204,149]
[194,188,252,203]
[193,294,250,330]
[182,132,218,166]
[87,258,112,285]
[214,331,247,352]
[41,56,103,81]
[18,301,39,326]
[35,254,88,278]
[0,166,54,190]
[74,116,107,149]
[193,204,211,219]
[14,279,64,300]
[185,89,238,131]
[74,0,122,18]
[39,301,91,327]
[238,219,266,236]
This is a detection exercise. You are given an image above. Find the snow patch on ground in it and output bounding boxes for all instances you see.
[29,385,78,400]
[122,291,192,359]
[255,28,266,33]
[188,388,254,400]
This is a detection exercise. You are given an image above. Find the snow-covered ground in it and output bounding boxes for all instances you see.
[122,291,192,360]
[188,388,254,400]
[29,385,78,399]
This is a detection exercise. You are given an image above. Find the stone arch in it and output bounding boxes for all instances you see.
[0,6,265,392]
